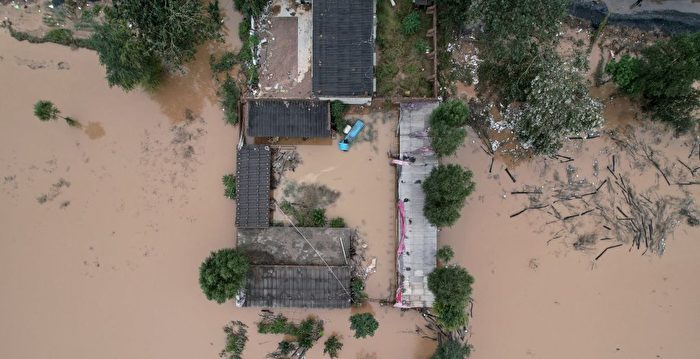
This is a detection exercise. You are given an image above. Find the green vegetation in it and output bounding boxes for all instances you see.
[33,100,80,127]
[220,321,248,359]
[223,174,236,199]
[436,246,455,264]
[428,264,475,331]
[210,52,238,73]
[349,313,379,338]
[218,76,241,125]
[323,335,343,359]
[233,0,266,87]
[280,201,329,227]
[331,100,349,133]
[510,57,603,155]
[401,12,422,36]
[607,33,700,132]
[429,99,469,157]
[92,0,222,91]
[198,248,249,304]
[258,313,324,357]
[423,165,475,227]
[9,27,95,49]
[376,0,433,96]
[475,0,569,102]
[350,277,368,306]
[430,339,472,359]
[329,217,346,228]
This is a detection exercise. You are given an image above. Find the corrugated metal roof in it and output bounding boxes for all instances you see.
[244,265,351,308]
[247,99,331,138]
[397,101,439,308]
[235,145,271,228]
[312,0,375,97]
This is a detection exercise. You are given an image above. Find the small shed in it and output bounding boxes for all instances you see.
[246,99,331,138]
[235,145,271,228]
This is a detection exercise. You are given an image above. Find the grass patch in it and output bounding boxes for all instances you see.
[376,0,433,97]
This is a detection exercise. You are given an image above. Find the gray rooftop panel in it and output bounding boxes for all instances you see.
[247,99,331,138]
[244,265,351,308]
[235,145,271,228]
[312,0,375,97]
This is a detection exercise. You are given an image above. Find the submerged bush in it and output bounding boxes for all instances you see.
[221,321,248,359]
[223,174,236,199]
[349,313,379,338]
[329,217,346,228]
[323,335,343,359]
[219,76,240,125]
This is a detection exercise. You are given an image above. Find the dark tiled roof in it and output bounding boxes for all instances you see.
[244,265,351,308]
[312,0,374,97]
[247,99,331,138]
[235,145,271,228]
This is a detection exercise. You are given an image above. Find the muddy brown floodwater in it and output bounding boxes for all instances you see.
[2,3,700,359]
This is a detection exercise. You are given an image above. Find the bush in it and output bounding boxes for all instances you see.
[331,100,349,132]
[436,246,455,264]
[431,339,472,359]
[323,335,343,359]
[350,277,368,306]
[44,28,74,45]
[401,11,422,36]
[258,313,324,357]
[606,55,641,94]
[198,248,249,303]
[429,100,469,157]
[329,217,346,228]
[428,265,474,331]
[258,313,292,334]
[423,165,475,227]
[221,321,248,359]
[415,38,431,54]
[238,20,251,42]
[309,208,327,227]
[349,313,379,338]
[219,76,240,125]
[211,52,238,73]
[223,174,236,199]
[34,100,59,121]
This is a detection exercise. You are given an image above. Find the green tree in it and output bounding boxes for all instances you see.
[474,0,569,101]
[431,339,472,359]
[509,58,603,155]
[219,76,240,125]
[350,277,368,306]
[429,99,470,157]
[92,20,163,91]
[436,246,455,264]
[428,265,475,331]
[423,165,475,227]
[199,248,249,303]
[435,0,472,33]
[234,0,268,16]
[33,100,80,127]
[349,313,379,338]
[607,33,700,131]
[323,335,343,359]
[331,100,349,132]
[92,0,221,91]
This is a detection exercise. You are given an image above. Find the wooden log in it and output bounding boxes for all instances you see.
[612,155,616,172]
[488,157,494,173]
[510,208,528,218]
[511,190,543,195]
[595,179,608,193]
[678,159,694,175]
[595,244,624,260]
[504,168,516,183]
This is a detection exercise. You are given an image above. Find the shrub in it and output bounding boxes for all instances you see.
[431,339,472,359]
[423,165,475,227]
[606,55,641,94]
[331,100,349,132]
[323,335,343,359]
[221,321,248,359]
[238,19,251,41]
[223,174,236,199]
[309,208,327,227]
[349,313,379,338]
[428,265,474,331]
[401,11,422,36]
[44,28,74,45]
[415,38,431,54]
[258,313,324,357]
[350,277,368,306]
[329,217,346,228]
[258,313,293,334]
[436,246,455,264]
[211,52,238,73]
[198,248,249,303]
[429,100,470,157]
[219,76,240,125]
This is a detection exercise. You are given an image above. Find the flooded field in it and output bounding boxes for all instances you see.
[2,2,700,359]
